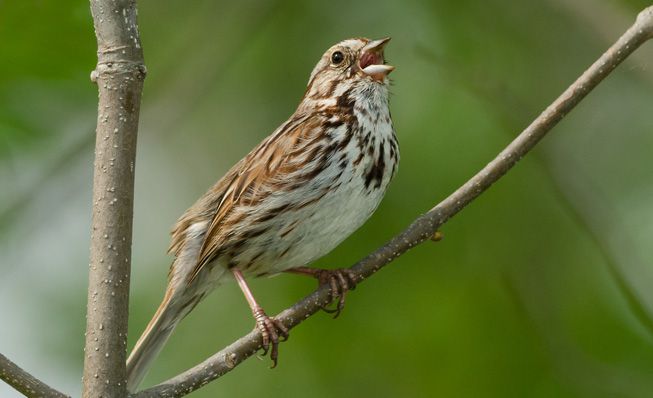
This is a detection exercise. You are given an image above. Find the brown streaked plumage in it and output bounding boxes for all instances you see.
[126,37,398,392]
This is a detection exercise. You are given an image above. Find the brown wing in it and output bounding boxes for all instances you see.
[179,113,323,283]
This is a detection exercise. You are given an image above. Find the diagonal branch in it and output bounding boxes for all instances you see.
[132,6,653,398]
[0,353,70,398]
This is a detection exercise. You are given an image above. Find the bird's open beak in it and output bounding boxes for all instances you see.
[359,37,394,81]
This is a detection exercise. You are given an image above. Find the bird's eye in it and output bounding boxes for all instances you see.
[331,51,344,65]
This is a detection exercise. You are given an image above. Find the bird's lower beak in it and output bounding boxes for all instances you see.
[360,37,394,81]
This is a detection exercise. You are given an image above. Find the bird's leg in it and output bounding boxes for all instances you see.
[286,267,358,318]
[232,269,288,367]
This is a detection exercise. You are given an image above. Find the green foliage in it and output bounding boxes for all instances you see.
[2,0,653,397]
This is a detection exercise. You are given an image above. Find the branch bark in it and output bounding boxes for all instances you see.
[82,1,146,397]
[132,6,653,398]
[0,354,69,398]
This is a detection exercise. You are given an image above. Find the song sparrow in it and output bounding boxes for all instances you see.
[126,37,398,391]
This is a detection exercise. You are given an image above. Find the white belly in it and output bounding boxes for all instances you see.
[245,120,397,275]
[265,164,388,274]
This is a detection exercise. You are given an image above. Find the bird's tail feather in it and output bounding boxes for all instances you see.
[126,289,185,392]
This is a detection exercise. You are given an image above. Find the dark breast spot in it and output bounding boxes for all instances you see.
[253,203,291,223]
[352,151,365,166]
[336,88,356,112]
[322,119,344,129]
[279,221,299,238]
[278,246,292,258]
[364,140,386,189]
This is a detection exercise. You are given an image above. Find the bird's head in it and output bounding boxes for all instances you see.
[303,37,394,102]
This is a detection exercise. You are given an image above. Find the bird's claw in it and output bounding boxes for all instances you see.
[253,308,289,368]
[314,268,358,318]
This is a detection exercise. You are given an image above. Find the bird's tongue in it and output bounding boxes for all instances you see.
[359,51,382,69]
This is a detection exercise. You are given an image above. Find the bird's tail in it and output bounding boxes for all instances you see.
[126,289,187,392]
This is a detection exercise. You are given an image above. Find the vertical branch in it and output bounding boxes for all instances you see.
[83,1,146,397]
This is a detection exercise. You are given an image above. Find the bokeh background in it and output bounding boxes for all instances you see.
[2,0,653,397]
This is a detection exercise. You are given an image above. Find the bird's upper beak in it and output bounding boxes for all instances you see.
[359,37,394,81]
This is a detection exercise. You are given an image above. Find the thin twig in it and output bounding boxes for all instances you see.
[131,6,653,398]
[82,0,146,397]
[0,353,70,398]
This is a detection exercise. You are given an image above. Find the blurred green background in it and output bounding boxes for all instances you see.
[2,0,653,397]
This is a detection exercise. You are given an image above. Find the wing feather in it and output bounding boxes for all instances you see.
[176,113,322,282]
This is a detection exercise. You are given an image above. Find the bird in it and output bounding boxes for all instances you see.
[126,37,399,391]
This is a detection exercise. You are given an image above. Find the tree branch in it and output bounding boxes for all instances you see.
[0,353,70,398]
[132,6,653,398]
[82,1,146,397]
